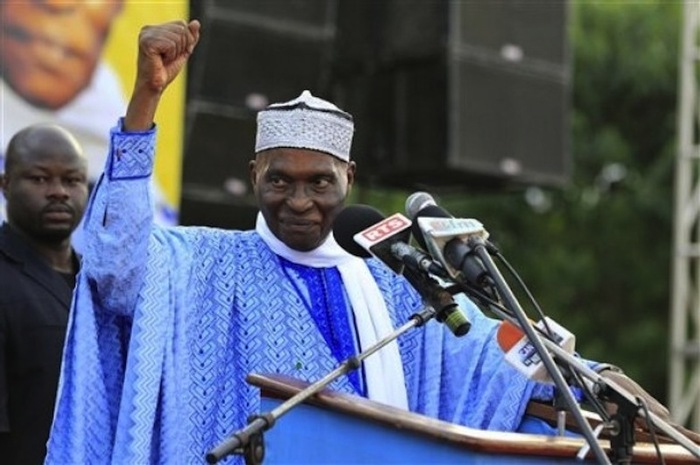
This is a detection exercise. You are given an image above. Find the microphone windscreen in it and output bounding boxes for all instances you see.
[405,191,437,219]
[409,204,452,250]
[332,204,385,258]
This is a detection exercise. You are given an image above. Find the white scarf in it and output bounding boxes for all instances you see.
[255,213,408,410]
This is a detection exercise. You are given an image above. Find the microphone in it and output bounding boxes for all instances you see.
[333,204,387,257]
[405,191,499,253]
[498,317,585,439]
[389,241,450,279]
[333,204,411,274]
[334,204,448,277]
[496,318,576,384]
[405,192,492,287]
[333,204,471,337]
[405,191,451,251]
[408,195,615,464]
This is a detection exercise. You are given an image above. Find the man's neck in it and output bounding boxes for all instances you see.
[8,224,75,273]
[34,242,76,274]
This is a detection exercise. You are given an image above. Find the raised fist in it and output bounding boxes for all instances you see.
[135,19,201,94]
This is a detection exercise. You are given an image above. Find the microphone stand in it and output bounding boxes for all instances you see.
[204,306,437,464]
[540,338,700,460]
[463,281,700,462]
[467,237,613,465]
[459,243,700,461]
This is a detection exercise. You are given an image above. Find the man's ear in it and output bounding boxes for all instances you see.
[346,161,357,188]
[249,159,258,189]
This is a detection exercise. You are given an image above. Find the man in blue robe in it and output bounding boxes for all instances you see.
[46,19,693,465]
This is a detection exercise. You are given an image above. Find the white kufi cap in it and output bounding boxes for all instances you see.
[255,90,354,162]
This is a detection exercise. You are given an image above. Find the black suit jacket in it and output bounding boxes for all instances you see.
[0,223,76,465]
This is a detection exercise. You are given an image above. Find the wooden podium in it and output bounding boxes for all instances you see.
[246,373,698,465]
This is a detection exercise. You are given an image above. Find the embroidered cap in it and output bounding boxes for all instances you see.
[255,90,354,162]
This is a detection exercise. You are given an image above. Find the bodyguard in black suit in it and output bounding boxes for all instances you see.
[0,124,88,465]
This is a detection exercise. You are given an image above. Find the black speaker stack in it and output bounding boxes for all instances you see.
[181,0,571,228]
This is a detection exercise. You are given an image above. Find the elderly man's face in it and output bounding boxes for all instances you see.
[251,148,356,252]
[0,1,123,110]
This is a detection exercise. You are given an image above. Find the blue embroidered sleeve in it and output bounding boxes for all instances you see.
[81,118,158,317]
[108,123,155,180]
